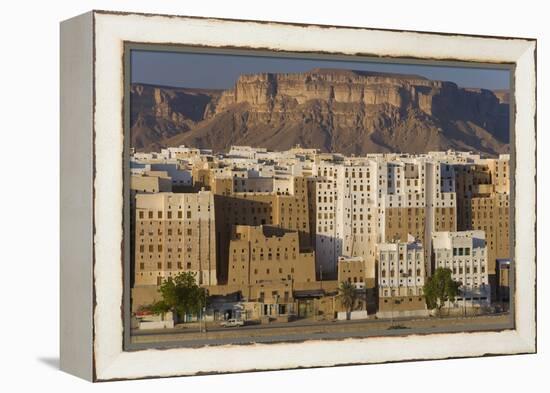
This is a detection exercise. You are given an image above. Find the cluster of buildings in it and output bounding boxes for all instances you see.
[131,145,511,323]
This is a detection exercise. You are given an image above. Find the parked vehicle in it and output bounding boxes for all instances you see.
[220,318,244,327]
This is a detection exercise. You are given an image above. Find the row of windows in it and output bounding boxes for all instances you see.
[257,290,291,300]
[139,244,196,253]
[232,253,297,262]
[382,288,423,297]
[231,277,312,284]
[138,261,193,270]
[436,265,486,274]
[380,278,423,286]
[380,260,423,270]
[452,247,471,256]
[232,266,295,275]
[387,207,424,215]
[233,247,296,253]
[137,219,203,227]
[344,276,364,283]
[345,170,371,178]
[138,210,195,219]
[381,269,422,277]
[139,253,208,260]
[380,252,422,261]
[139,228,194,236]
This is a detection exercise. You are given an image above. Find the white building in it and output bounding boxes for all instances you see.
[130,162,193,187]
[378,237,426,298]
[312,175,339,276]
[311,153,461,285]
[377,237,428,317]
[432,230,490,307]
[312,158,379,281]
[335,160,379,282]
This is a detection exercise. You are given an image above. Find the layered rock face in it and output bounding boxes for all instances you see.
[224,69,438,109]
[130,84,221,151]
[131,68,510,155]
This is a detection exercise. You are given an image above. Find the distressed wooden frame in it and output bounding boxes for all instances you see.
[60,10,536,381]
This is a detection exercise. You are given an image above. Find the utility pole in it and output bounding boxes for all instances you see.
[198,217,202,285]
[390,298,394,327]
[320,265,323,290]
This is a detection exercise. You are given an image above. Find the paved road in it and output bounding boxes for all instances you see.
[133,314,468,335]
[133,317,373,336]
[131,312,512,346]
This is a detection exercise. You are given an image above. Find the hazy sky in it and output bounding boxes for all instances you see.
[131,50,510,91]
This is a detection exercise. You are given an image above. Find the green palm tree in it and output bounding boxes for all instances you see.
[339,281,357,320]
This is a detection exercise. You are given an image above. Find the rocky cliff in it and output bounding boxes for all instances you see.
[131,68,510,155]
[130,84,222,151]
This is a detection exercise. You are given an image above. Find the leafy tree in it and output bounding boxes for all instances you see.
[423,267,460,316]
[146,272,207,321]
[339,281,357,320]
[146,300,171,317]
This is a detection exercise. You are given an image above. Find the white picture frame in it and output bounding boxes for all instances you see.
[60,10,536,381]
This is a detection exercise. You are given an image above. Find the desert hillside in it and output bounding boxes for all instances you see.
[130,68,510,156]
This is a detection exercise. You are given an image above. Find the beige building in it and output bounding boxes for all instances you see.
[337,256,368,289]
[134,191,217,289]
[131,171,172,194]
[383,207,426,244]
[212,175,311,283]
[377,238,428,317]
[130,147,511,317]
[337,255,373,315]
[470,192,510,276]
[486,155,510,194]
[453,155,510,294]
[226,225,316,316]
[227,225,315,289]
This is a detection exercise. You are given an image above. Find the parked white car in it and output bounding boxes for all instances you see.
[220,319,244,327]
